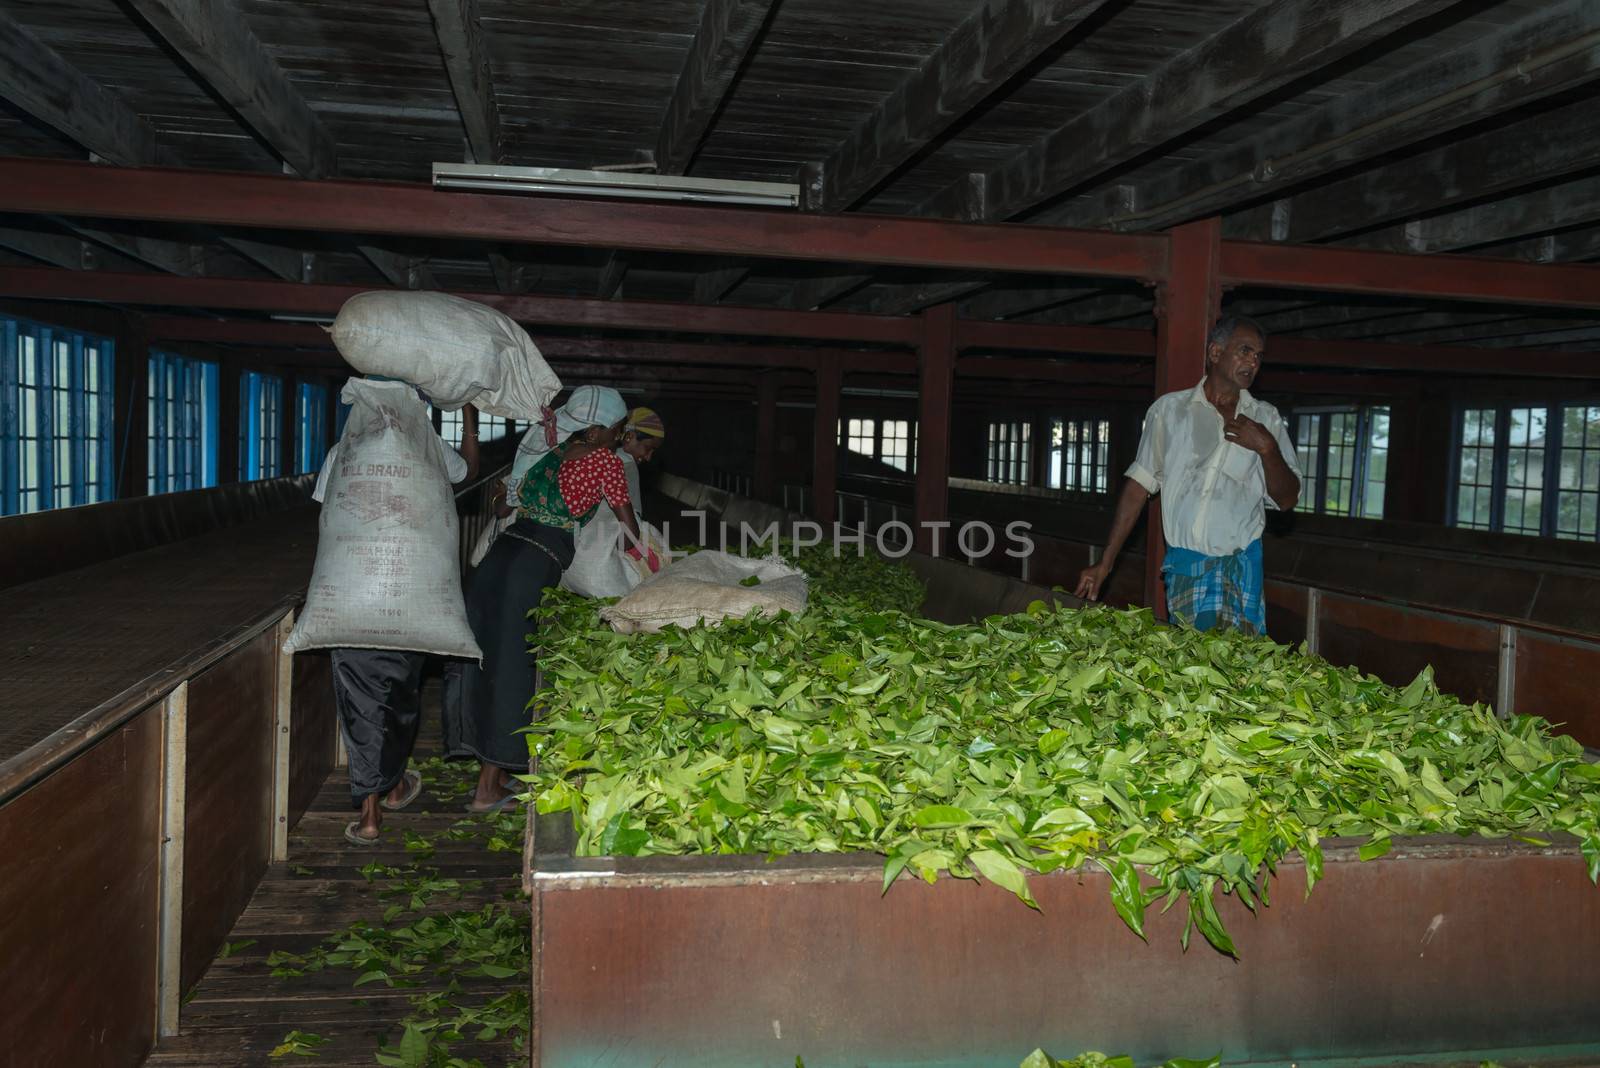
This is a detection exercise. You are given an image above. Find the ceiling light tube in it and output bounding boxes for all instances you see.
[432,163,799,209]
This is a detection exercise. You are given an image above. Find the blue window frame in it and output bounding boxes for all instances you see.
[1452,402,1600,541]
[147,351,219,494]
[438,409,509,446]
[1290,405,1390,518]
[2,314,115,515]
[239,371,284,481]
[297,382,329,474]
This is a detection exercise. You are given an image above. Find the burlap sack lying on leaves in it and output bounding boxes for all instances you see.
[329,291,561,419]
[599,550,807,634]
[285,379,481,659]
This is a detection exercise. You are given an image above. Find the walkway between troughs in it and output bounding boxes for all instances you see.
[146,699,528,1068]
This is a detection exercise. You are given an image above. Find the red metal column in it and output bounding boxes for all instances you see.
[812,355,842,528]
[113,318,149,498]
[216,362,241,486]
[1148,218,1222,618]
[753,373,779,503]
[915,303,956,555]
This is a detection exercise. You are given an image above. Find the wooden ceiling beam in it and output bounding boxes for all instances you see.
[1052,0,1600,236]
[655,0,777,176]
[426,0,501,164]
[124,0,338,178]
[972,10,1600,320]
[357,246,437,290]
[960,284,1099,321]
[1261,100,1600,248]
[0,227,94,271]
[219,236,313,283]
[423,0,514,289]
[807,0,1115,214]
[1,8,329,279]
[788,273,872,311]
[1485,227,1600,265]
[1348,173,1600,256]
[662,0,779,304]
[596,253,628,301]
[487,250,523,294]
[0,158,1168,280]
[693,264,750,305]
[921,0,1461,225]
[0,11,167,165]
[855,0,1485,318]
[56,221,206,276]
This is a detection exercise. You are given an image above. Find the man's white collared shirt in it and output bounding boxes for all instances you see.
[1125,380,1301,557]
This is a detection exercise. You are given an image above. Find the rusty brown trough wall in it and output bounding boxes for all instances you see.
[529,839,1600,1067]
[0,462,506,1066]
[0,710,163,1068]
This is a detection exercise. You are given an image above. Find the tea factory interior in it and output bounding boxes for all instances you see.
[2,0,1600,1065]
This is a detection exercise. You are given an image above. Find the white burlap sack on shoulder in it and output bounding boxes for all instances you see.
[599,550,807,634]
[329,291,561,420]
[285,380,482,659]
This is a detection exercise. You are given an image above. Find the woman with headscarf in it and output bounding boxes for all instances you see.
[444,385,660,811]
[617,407,665,517]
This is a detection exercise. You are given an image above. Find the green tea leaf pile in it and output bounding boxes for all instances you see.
[527,556,1600,956]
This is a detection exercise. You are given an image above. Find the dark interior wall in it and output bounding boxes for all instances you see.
[653,397,757,485]
[776,405,813,485]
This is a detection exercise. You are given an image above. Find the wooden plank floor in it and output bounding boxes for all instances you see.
[148,714,528,1068]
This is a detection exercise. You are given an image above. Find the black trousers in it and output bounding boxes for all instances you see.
[330,647,426,809]
[443,519,575,771]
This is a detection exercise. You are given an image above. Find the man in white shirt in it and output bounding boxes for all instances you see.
[1074,316,1300,633]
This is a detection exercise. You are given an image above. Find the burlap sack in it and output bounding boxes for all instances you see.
[599,550,807,634]
[329,291,561,420]
[284,379,481,659]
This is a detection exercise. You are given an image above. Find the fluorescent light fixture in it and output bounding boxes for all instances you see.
[843,387,918,398]
[432,163,799,209]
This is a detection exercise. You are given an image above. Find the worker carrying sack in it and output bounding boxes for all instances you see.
[329,291,562,419]
[284,379,482,660]
[560,510,668,600]
[599,550,807,634]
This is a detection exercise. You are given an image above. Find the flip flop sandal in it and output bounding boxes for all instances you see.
[379,770,424,812]
[463,791,521,815]
[344,820,381,846]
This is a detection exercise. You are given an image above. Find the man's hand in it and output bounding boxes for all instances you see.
[1074,561,1111,601]
[1224,414,1276,456]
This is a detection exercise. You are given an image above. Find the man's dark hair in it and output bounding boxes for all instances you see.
[1207,314,1267,351]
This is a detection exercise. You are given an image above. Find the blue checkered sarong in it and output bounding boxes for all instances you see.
[1162,539,1264,634]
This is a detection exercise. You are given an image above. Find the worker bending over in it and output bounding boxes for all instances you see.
[1075,315,1300,633]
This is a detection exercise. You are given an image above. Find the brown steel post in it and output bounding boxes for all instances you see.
[216,362,241,486]
[915,303,956,556]
[114,316,149,498]
[812,354,842,528]
[1398,391,1454,525]
[1149,218,1222,618]
[280,369,299,478]
[753,373,778,503]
